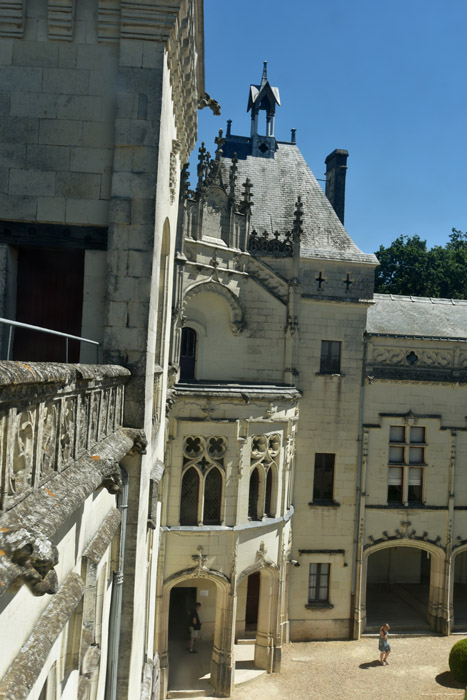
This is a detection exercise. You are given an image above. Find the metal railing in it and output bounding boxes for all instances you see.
[0,317,100,363]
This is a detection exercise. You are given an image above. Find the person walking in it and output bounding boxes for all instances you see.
[188,602,202,653]
[379,623,391,665]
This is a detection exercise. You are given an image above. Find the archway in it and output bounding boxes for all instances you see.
[167,579,218,694]
[158,570,233,699]
[453,549,467,630]
[235,572,260,641]
[364,544,442,633]
[236,565,281,673]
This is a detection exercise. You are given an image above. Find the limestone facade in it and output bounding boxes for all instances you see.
[0,0,204,698]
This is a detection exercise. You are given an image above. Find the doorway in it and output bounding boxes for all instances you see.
[245,572,260,635]
[453,551,467,630]
[168,586,196,641]
[365,547,431,631]
[13,247,84,362]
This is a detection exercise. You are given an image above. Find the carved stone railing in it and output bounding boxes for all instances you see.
[0,362,145,598]
[0,362,128,511]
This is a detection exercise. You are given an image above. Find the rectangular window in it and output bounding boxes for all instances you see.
[308,563,330,603]
[387,467,403,504]
[408,467,423,503]
[320,340,341,374]
[313,453,335,503]
[387,425,426,505]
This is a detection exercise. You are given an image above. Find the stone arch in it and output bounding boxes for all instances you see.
[183,280,245,335]
[451,543,467,630]
[360,538,447,634]
[158,567,232,698]
[236,561,280,672]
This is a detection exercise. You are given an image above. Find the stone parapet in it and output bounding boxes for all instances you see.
[0,361,144,598]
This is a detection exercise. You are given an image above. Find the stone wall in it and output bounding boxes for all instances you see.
[0,360,142,699]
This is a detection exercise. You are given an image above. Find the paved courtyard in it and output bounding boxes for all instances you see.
[231,635,466,700]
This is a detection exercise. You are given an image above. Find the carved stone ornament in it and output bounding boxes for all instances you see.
[1,527,59,596]
[365,527,444,551]
[183,280,245,335]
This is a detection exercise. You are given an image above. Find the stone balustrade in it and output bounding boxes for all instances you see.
[0,361,145,598]
[0,362,129,511]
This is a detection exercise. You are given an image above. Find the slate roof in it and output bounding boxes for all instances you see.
[220,137,377,265]
[367,294,467,339]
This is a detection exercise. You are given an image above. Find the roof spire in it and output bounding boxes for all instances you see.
[247,62,281,138]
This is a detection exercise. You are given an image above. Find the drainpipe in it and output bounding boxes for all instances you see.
[105,467,129,700]
[350,334,368,639]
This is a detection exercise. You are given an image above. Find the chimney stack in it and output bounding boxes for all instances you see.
[324,149,348,224]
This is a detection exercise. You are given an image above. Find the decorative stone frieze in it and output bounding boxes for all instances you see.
[366,339,467,382]
[365,528,444,551]
[0,362,143,598]
[0,363,128,511]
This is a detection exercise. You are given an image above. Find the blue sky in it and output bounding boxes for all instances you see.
[192,0,467,255]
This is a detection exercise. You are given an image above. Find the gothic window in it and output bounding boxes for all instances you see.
[180,327,197,380]
[180,436,226,525]
[248,467,260,521]
[313,453,335,503]
[249,433,281,520]
[180,467,200,525]
[320,340,341,374]
[265,467,273,517]
[203,467,222,524]
[387,425,426,505]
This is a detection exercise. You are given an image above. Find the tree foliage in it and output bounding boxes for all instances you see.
[374,229,467,299]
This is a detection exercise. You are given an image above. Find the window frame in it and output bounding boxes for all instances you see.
[319,340,341,374]
[307,563,331,606]
[387,425,426,506]
[312,453,336,504]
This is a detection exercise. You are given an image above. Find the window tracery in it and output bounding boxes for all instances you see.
[248,434,281,520]
[179,436,227,525]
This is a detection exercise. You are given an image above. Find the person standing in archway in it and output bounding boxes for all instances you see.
[188,602,202,653]
[379,623,391,665]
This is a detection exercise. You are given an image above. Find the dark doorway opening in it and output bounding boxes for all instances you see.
[453,551,467,631]
[13,248,84,362]
[245,572,260,634]
[180,327,196,380]
[366,547,431,632]
[169,586,197,641]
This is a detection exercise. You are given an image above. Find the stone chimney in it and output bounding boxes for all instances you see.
[325,149,348,224]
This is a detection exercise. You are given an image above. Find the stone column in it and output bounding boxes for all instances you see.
[211,585,236,697]
[254,569,278,672]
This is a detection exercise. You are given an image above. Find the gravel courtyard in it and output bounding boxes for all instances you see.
[232,636,466,700]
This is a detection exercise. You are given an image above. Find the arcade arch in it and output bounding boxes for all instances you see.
[361,540,446,633]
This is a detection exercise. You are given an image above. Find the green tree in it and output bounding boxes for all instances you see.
[374,229,467,298]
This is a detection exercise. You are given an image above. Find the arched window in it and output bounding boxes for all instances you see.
[248,468,260,521]
[203,467,222,525]
[180,327,196,380]
[180,467,199,525]
[265,467,273,517]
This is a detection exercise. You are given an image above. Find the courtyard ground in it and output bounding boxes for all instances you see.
[231,635,466,700]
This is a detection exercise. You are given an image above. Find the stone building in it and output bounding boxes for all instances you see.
[0,0,204,698]
[157,62,467,694]
[1,5,467,699]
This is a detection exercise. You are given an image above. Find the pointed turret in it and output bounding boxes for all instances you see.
[247,61,281,137]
